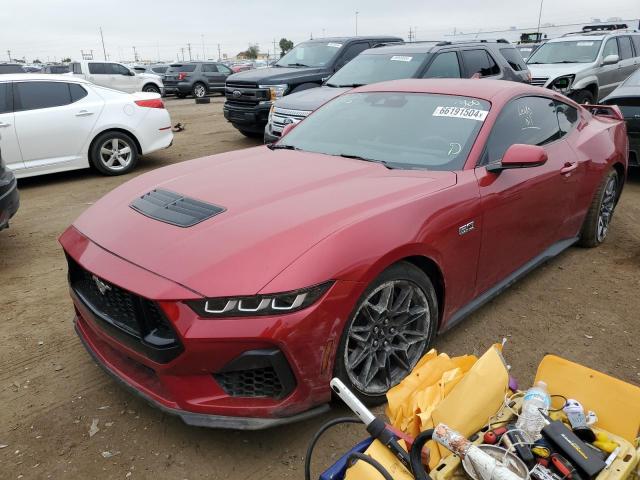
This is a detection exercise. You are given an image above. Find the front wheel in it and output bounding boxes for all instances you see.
[142,84,160,94]
[579,168,619,247]
[334,262,438,405]
[192,82,207,98]
[89,131,139,176]
[570,89,595,105]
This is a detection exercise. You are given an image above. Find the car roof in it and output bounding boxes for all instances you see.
[305,36,402,43]
[362,39,514,55]
[0,73,89,83]
[352,78,548,102]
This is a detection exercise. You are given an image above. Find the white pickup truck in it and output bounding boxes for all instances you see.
[69,60,164,95]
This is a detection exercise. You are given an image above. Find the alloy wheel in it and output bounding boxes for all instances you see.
[344,280,431,395]
[596,176,617,242]
[99,138,133,172]
[194,84,206,98]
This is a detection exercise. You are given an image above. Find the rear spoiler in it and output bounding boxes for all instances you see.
[582,104,624,121]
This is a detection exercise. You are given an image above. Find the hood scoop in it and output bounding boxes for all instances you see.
[130,189,225,227]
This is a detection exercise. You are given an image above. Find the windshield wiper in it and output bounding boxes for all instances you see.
[338,153,393,169]
[550,60,578,64]
[333,83,366,88]
[285,62,312,67]
[267,143,298,151]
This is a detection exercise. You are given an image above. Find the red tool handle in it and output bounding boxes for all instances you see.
[484,426,508,445]
[551,453,576,479]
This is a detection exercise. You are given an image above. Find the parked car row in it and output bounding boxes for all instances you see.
[69,60,165,95]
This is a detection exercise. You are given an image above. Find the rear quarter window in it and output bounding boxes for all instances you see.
[499,48,527,71]
[14,81,72,111]
[168,64,197,72]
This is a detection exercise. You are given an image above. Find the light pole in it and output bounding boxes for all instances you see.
[201,34,205,60]
[355,11,359,36]
[536,0,544,36]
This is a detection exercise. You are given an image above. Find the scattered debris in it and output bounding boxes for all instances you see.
[89,418,99,437]
[172,122,185,132]
[105,422,114,427]
[98,406,110,410]
[0,444,7,449]
[54,365,64,372]
[37,341,44,346]
[584,334,594,339]
[101,450,120,458]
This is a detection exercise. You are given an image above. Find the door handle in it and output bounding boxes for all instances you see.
[75,110,94,117]
[560,162,578,174]
[0,122,11,127]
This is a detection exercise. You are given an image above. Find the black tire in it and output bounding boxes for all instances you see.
[334,262,438,406]
[192,82,207,98]
[238,129,263,139]
[89,131,139,176]
[579,168,619,248]
[142,84,160,94]
[570,89,595,105]
[176,93,187,99]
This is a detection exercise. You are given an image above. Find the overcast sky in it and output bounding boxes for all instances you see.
[3,0,639,63]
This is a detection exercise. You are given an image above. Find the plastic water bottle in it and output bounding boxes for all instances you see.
[515,381,551,442]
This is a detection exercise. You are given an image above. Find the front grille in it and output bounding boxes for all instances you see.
[531,77,549,87]
[225,81,269,106]
[215,367,285,398]
[67,257,183,363]
[271,107,311,134]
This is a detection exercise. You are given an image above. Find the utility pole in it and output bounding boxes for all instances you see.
[536,0,545,36]
[355,11,359,36]
[181,47,185,61]
[157,41,160,62]
[187,43,192,61]
[6,50,10,62]
[408,27,413,42]
[132,46,138,62]
[273,38,277,59]
[201,34,205,60]
[218,43,222,61]
[99,27,107,60]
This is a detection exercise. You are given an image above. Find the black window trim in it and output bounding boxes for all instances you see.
[418,49,462,78]
[460,47,502,78]
[477,93,563,168]
[334,41,371,68]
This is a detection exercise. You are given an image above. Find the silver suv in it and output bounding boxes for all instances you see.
[527,26,640,103]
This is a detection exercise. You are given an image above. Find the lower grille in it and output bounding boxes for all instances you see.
[67,257,183,363]
[531,77,549,87]
[215,367,284,398]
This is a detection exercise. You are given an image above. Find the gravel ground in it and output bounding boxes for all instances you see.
[1,96,639,479]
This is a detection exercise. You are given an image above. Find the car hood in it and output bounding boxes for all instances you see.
[527,63,591,80]
[227,66,328,84]
[275,86,350,111]
[602,85,640,102]
[72,147,456,298]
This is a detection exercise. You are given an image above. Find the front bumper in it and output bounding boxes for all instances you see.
[223,102,272,133]
[0,169,19,230]
[60,226,362,428]
[264,124,280,144]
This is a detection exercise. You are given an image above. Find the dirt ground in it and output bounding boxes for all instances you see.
[1,96,639,480]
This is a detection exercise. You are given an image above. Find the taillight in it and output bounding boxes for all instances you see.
[135,99,165,109]
[178,72,187,81]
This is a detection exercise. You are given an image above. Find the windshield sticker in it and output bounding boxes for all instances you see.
[327,43,343,48]
[390,55,413,62]
[433,106,488,121]
[520,48,533,52]
[576,41,594,46]
[448,143,462,156]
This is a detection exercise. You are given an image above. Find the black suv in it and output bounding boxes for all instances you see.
[164,62,233,98]
[264,39,532,142]
[223,36,402,137]
[0,64,25,74]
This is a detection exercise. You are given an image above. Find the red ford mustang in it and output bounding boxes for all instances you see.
[60,79,627,429]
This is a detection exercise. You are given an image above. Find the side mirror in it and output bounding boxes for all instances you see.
[486,144,548,173]
[281,122,298,137]
[602,54,619,66]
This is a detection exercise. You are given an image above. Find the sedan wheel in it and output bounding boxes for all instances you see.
[336,262,438,404]
[89,131,139,176]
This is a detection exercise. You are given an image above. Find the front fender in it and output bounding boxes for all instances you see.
[571,75,599,95]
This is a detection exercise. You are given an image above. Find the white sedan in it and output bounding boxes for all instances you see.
[0,74,173,178]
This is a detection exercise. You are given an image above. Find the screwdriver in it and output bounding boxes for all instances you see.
[551,453,580,480]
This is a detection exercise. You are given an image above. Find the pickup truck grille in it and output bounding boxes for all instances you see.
[225,81,270,106]
[530,77,549,87]
[271,107,312,135]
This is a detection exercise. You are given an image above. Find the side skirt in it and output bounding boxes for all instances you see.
[441,236,579,333]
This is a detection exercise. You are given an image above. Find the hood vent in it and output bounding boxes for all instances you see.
[130,189,225,227]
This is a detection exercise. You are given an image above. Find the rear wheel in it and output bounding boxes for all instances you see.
[570,89,595,105]
[579,169,619,247]
[142,84,160,94]
[334,262,438,405]
[90,131,139,176]
[192,82,207,98]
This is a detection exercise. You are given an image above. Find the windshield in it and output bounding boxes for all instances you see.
[527,40,602,64]
[276,42,343,67]
[326,53,428,87]
[278,92,490,171]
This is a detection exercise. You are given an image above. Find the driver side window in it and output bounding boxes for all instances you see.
[483,96,561,165]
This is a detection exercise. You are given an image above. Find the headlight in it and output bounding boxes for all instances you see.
[551,75,575,94]
[259,84,288,101]
[187,281,333,318]
[268,104,275,125]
